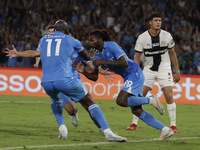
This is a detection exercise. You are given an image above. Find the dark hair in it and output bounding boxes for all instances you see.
[54,20,68,34]
[47,25,55,30]
[148,12,161,21]
[89,29,113,41]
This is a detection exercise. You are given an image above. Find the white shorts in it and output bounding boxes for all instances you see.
[143,67,173,89]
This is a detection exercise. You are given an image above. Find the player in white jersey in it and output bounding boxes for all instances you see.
[126,13,180,133]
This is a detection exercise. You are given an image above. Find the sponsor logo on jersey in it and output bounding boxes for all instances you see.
[144,49,167,56]
[152,43,159,47]
[161,41,166,46]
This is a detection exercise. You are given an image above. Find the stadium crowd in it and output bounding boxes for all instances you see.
[0,0,200,74]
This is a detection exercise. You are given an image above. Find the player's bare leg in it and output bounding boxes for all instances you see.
[163,86,178,133]
[63,101,79,127]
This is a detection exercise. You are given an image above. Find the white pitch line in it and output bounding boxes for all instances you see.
[0,101,49,104]
[0,137,199,150]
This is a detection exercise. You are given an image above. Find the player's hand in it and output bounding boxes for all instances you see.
[88,48,99,60]
[173,71,180,83]
[33,63,39,68]
[4,45,18,58]
[103,74,115,82]
[72,60,85,73]
[99,68,115,75]
[99,68,115,82]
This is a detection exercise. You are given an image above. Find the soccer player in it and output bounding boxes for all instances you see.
[72,29,174,140]
[126,12,180,133]
[5,20,127,142]
[32,24,80,138]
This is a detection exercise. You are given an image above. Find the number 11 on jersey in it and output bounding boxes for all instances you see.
[46,39,62,57]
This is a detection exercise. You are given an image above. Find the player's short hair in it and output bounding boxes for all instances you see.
[47,25,55,30]
[54,20,68,34]
[148,12,161,21]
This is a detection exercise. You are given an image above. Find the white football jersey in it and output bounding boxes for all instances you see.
[135,29,175,71]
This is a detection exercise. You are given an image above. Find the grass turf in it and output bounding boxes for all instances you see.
[0,95,200,150]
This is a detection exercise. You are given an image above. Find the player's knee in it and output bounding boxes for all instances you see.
[68,107,77,116]
[164,94,174,103]
[116,98,127,107]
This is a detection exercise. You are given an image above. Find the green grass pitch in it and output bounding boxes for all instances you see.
[0,95,200,150]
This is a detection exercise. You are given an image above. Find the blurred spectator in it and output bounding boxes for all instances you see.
[179,39,193,65]
[0,0,199,75]
[129,43,135,60]
[193,42,200,74]
[180,60,189,74]
[188,60,197,75]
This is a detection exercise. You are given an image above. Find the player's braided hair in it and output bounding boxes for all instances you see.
[89,29,113,41]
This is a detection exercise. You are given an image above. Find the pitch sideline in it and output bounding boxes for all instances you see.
[0,137,199,150]
[0,101,49,104]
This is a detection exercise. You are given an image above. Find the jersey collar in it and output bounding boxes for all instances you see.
[53,31,65,35]
[148,29,161,37]
[102,41,107,53]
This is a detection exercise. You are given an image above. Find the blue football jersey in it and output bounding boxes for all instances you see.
[39,31,84,82]
[70,49,85,79]
[94,41,139,78]
[37,38,42,51]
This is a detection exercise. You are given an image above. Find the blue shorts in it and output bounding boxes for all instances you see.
[121,68,144,97]
[42,77,88,103]
[57,93,71,106]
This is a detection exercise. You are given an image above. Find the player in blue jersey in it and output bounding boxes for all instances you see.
[72,29,174,140]
[22,24,80,138]
[5,20,126,142]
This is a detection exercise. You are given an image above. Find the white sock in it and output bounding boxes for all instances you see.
[104,128,113,135]
[113,93,118,101]
[59,125,68,133]
[149,97,154,105]
[132,114,139,125]
[167,102,176,126]
[161,126,170,132]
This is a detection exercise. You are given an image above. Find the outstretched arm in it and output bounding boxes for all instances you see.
[78,48,98,61]
[93,54,128,67]
[72,60,99,81]
[5,45,40,58]
[87,61,115,82]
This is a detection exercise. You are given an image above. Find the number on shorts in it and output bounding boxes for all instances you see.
[124,80,133,87]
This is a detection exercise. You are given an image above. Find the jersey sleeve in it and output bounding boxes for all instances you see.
[73,39,84,53]
[168,33,175,49]
[134,36,143,53]
[109,42,125,59]
[37,37,44,51]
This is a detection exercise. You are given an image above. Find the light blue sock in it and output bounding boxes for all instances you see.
[127,96,150,107]
[88,104,109,130]
[51,99,65,127]
[89,114,101,128]
[139,110,165,130]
